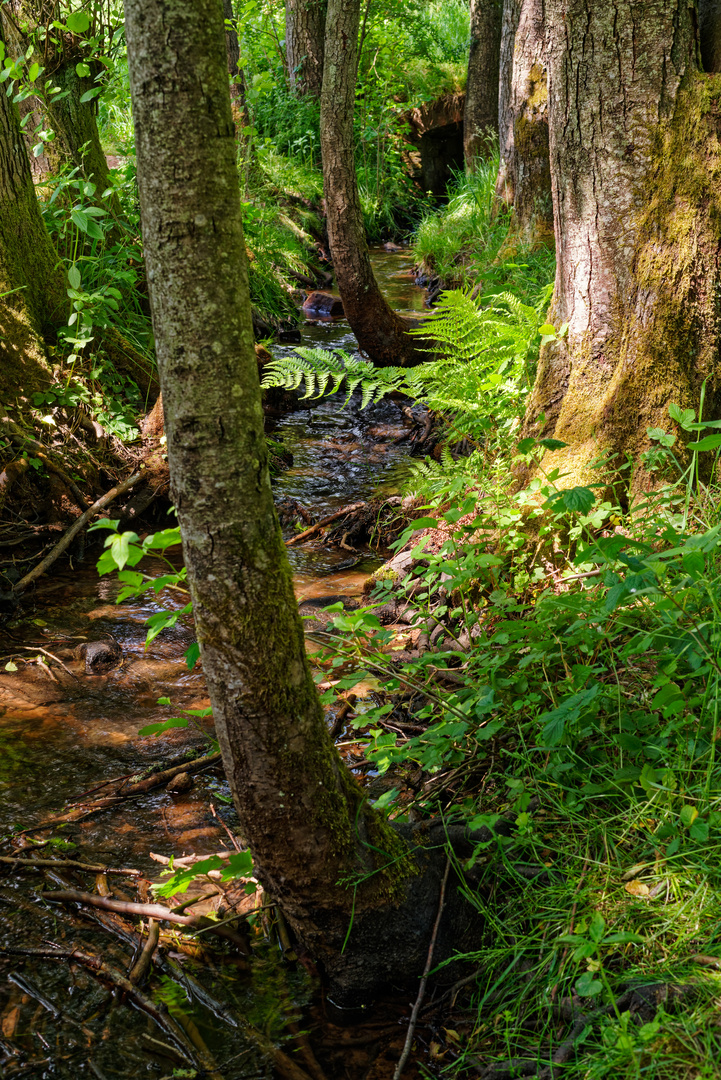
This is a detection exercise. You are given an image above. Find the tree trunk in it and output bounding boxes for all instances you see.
[0,24,67,399]
[494,0,550,242]
[41,59,119,212]
[222,0,249,122]
[495,0,520,203]
[1,2,118,212]
[523,0,721,498]
[463,0,502,167]
[125,0,472,1005]
[320,0,426,366]
[286,0,326,96]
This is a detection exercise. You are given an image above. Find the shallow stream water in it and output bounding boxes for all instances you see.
[0,249,430,1080]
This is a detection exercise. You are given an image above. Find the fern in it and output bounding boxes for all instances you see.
[261,347,407,408]
[260,282,553,441]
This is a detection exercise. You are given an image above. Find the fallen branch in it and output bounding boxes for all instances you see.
[128,918,159,985]
[0,856,140,875]
[42,890,250,952]
[285,502,365,546]
[392,855,452,1080]
[25,751,221,830]
[13,472,142,594]
[0,944,201,1071]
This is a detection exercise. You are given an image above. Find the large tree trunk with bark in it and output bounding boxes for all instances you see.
[700,0,721,72]
[222,0,249,123]
[125,0,476,1004]
[463,0,502,167]
[523,0,721,499]
[320,0,426,366]
[494,0,551,241]
[286,0,326,96]
[0,24,67,398]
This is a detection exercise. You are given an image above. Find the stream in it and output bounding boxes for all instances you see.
[0,249,431,1080]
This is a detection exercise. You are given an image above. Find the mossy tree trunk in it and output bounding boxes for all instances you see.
[320,0,425,366]
[125,0,466,1004]
[494,0,551,241]
[222,0,249,123]
[522,0,721,498]
[1,2,118,213]
[286,0,326,96]
[0,23,67,398]
[463,0,502,167]
[700,0,721,72]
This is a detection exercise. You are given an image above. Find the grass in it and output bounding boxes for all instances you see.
[412,157,556,303]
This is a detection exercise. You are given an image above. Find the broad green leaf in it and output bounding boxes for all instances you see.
[68,264,81,290]
[576,972,602,997]
[539,438,569,451]
[588,911,606,943]
[687,434,721,451]
[66,11,91,32]
[75,62,91,78]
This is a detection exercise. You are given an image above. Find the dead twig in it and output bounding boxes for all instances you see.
[128,918,159,985]
[285,502,365,546]
[13,472,142,594]
[0,856,140,875]
[392,855,452,1080]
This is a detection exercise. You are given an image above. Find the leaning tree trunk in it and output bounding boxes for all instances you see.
[463,0,502,167]
[320,0,426,366]
[124,0,472,1004]
[0,30,67,399]
[523,0,721,498]
[286,0,326,96]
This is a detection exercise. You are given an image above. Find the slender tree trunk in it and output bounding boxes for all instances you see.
[494,0,550,241]
[124,0,468,1004]
[463,0,502,167]
[222,0,249,122]
[0,24,67,398]
[285,0,326,96]
[523,0,721,498]
[320,0,426,366]
[495,0,520,203]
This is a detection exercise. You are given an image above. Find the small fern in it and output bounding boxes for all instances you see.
[261,347,407,408]
[261,282,553,441]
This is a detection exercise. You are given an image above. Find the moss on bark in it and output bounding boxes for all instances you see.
[523,2,720,498]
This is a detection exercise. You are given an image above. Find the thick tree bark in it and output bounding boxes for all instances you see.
[523,0,721,497]
[286,0,326,96]
[463,0,502,167]
[124,0,470,1004]
[494,0,550,241]
[0,23,67,398]
[495,0,520,202]
[320,0,426,366]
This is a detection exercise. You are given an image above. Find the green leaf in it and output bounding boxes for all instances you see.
[680,804,698,828]
[27,62,41,82]
[137,717,189,737]
[690,819,710,843]
[668,403,695,430]
[558,486,595,514]
[588,911,606,943]
[66,11,91,32]
[68,264,81,290]
[75,62,91,78]
[185,642,200,669]
[4,661,17,672]
[687,434,721,451]
[538,438,569,451]
[576,972,603,997]
[538,323,556,336]
[516,437,536,454]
